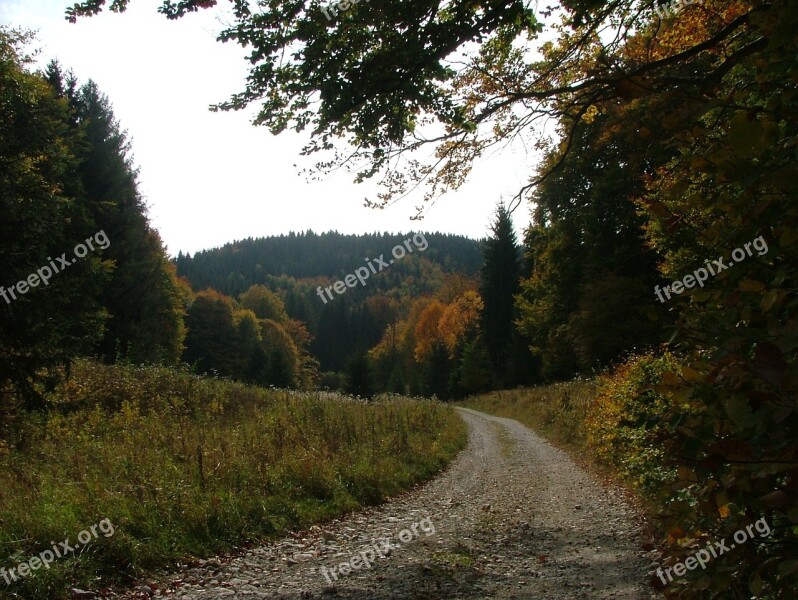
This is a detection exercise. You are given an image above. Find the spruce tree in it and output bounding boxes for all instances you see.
[50,69,187,364]
[1,37,108,410]
[479,203,521,387]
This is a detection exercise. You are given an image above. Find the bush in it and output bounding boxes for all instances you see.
[585,352,689,495]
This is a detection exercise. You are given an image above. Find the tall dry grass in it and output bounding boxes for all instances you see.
[0,360,466,599]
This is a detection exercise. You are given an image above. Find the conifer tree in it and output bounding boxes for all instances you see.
[47,66,187,364]
[479,203,521,386]
[344,353,374,398]
[0,33,108,410]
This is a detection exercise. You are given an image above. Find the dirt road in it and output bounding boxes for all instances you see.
[119,408,659,599]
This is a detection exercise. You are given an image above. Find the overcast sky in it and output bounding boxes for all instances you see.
[1,0,538,256]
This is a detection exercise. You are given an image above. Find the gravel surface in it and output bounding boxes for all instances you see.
[110,407,661,599]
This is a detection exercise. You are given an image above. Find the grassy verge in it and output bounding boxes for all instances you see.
[459,381,596,458]
[458,378,663,524]
[0,360,467,599]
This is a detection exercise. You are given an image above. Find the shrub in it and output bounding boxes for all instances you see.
[585,352,689,495]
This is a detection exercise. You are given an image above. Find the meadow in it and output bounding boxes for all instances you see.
[0,360,467,598]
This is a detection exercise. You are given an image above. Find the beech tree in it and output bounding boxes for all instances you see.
[62,0,783,211]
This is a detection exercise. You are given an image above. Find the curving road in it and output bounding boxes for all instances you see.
[117,408,659,599]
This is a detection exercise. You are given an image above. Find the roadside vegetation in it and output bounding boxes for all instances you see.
[461,353,688,501]
[463,350,792,597]
[0,360,467,599]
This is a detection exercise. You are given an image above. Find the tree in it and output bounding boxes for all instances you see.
[266,349,293,388]
[76,80,186,365]
[66,0,537,214]
[422,343,451,399]
[239,284,290,322]
[567,273,662,371]
[438,291,482,358]
[47,64,187,365]
[65,0,781,215]
[182,289,238,376]
[282,318,320,389]
[344,353,374,398]
[479,203,520,386]
[0,29,109,411]
[259,318,300,387]
[413,300,446,362]
[458,338,492,396]
[233,308,261,377]
[515,111,670,380]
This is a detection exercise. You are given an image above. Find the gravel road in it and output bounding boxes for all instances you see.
[115,407,660,599]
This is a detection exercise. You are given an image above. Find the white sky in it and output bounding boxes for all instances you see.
[1,0,538,256]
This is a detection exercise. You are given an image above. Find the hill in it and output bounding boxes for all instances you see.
[173,231,484,374]
[174,231,483,296]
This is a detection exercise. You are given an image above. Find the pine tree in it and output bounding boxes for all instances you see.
[0,34,108,411]
[53,71,186,364]
[479,203,521,387]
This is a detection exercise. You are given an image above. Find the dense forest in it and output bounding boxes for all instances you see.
[175,231,485,385]
[1,45,186,414]
[172,209,668,398]
[2,0,797,596]
[174,231,483,294]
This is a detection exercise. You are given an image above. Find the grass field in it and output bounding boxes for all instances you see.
[0,360,467,599]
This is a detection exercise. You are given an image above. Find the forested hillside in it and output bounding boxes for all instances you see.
[174,231,483,295]
[173,232,486,385]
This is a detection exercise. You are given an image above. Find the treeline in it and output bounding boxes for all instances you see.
[172,195,668,400]
[174,224,527,397]
[0,30,186,413]
[174,233,485,383]
[175,231,483,296]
